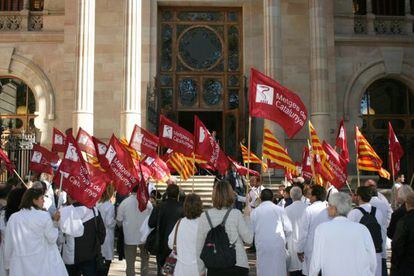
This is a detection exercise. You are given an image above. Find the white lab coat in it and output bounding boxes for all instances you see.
[348,203,385,276]
[285,200,308,272]
[4,208,67,276]
[296,201,330,275]
[309,217,377,276]
[251,201,292,276]
[168,217,200,276]
[326,185,338,202]
[0,209,7,276]
[97,200,116,260]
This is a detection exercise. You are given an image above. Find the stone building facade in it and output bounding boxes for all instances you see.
[0,0,413,179]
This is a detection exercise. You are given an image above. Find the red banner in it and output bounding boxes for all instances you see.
[228,157,259,177]
[130,125,159,158]
[76,128,97,156]
[52,128,66,153]
[54,134,105,208]
[388,122,404,176]
[335,119,350,164]
[322,141,347,189]
[0,148,15,173]
[194,116,229,175]
[92,136,108,165]
[159,115,194,157]
[301,146,313,180]
[249,68,307,138]
[29,144,59,175]
[143,155,171,183]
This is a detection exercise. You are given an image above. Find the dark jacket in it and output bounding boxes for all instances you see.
[391,209,414,276]
[388,204,407,239]
[73,203,106,264]
[148,198,184,264]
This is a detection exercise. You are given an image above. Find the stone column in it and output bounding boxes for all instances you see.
[309,0,330,141]
[366,0,376,35]
[23,0,30,10]
[72,0,95,134]
[120,0,142,139]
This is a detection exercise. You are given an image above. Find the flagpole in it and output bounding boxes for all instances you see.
[246,116,252,197]
[192,154,195,193]
[345,181,354,196]
[13,169,29,189]
[57,173,64,209]
[355,129,361,187]
[390,152,395,185]
[267,170,272,186]
[410,173,414,187]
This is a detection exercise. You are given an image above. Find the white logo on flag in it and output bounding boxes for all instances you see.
[256,84,274,105]
[133,134,144,144]
[105,145,116,164]
[78,134,88,145]
[199,127,206,143]
[145,157,155,165]
[31,151,42,163]
[163,125,173,139]
[65,143,79,162]
[61,171,70,178]
[339,127,345,139]
[98,144,107,155]
[55,134,63,145]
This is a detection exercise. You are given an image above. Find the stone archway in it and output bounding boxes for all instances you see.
[0,48,56,144]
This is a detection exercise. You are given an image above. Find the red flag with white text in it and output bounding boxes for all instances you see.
[388,122,404,176]
[159,115,194,157]
[130,125,159,158]
[54,133,105,208]
[228,157,260,177]
[143,155,171,183]
[322,141,347,189]
[249,68,307,138]
[92,136,108,166]
[52,128,66,153]
[335,119,350,164]
[301,146,313,180]
[29,144,59,175]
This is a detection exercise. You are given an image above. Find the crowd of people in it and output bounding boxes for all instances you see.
[0,167,413,276]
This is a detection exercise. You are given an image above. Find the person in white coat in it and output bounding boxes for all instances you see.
[285,186,308,276]
[4,188,67,276]
[310,192,377,276]
[296,185,330,275]
[97,184,116,275]
[167,193,202,276]
[348,186,385,276]
[251,188,292,276]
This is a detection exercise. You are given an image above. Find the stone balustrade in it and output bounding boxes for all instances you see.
[353,14,413,35]
[0,10,43,31]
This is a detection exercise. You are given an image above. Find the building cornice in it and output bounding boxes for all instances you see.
[0,31,64,43]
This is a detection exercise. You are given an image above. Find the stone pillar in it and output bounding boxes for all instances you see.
[23,0,30,10]
[309,0,330,141]
[72,0,95,134]
[366,0,376,35]
[120,0,142,139]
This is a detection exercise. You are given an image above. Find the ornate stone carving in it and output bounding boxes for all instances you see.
[0,15,22,31]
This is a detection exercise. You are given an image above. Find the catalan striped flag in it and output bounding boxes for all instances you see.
[309,121,334,185]
[262,127,297,173]
[355,126,390,179]
[120,138,141,161]
[167,151,196,181]
[240,143,268,171]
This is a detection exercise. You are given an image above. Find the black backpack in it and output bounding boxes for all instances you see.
[200,208,237,269]
[356,207,383,253]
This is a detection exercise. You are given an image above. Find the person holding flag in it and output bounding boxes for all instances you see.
[389,122,405,210]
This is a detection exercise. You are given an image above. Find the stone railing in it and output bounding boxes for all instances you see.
[354,14,414,35]
[0,10,43,31]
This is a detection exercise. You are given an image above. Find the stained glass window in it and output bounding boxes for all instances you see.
[203,79,222,106]
[160,25,172,71]
[177,11,224,22]
[228,89,239,110]
[179,78,198,106]
[228,26,239,71]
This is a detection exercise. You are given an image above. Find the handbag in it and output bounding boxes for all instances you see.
[161,218,182,276]
[146,207,161,255]
[92,208,107,273]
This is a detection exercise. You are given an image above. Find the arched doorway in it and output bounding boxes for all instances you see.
[0,77,37,182]
[360,78,414,185]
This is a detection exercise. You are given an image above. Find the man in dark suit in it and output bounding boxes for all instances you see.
[225,164,246,211]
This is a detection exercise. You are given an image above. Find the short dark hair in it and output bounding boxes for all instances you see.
[260,189,274,202]
[19,188,44,210]
[166,184,179,199]
[311,185,327,202]
[5,188,26,221]
[183,193,203,219]
[356,186,372,202]
[0,183,12,199]
[6,177,19,187]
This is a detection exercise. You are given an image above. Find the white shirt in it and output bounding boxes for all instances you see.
[309,217,377,276]
[326,185,338,202]
[168,217,200,276]
[97,201,116,260]
[285,200,308,271]
[248,185,264,208]
[4,208,68,276]
[296,201,330,275]
[116,194,153,245]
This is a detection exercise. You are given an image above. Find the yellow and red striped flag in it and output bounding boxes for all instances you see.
[355,126,390,179]
[262,127,297,174]
[240,143,268,171]
[167,151,196,181]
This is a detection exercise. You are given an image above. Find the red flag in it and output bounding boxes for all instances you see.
[92,136,108,166]
[335,119,350,164]
[143,155,171,183]
[0,148,15,173]
[29,144,59,175]
[228,157,260,177]
[52,128,66,153]
[54,133,105,208]
[130,125,159,158]
[103,135,141,196]
[301,146,313,180]
[194,116,229,175]
[322,141,347,189]
[388,122,404,176]
[159,115,194,157]
[249,68,307,138]
[136,160,150,211]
